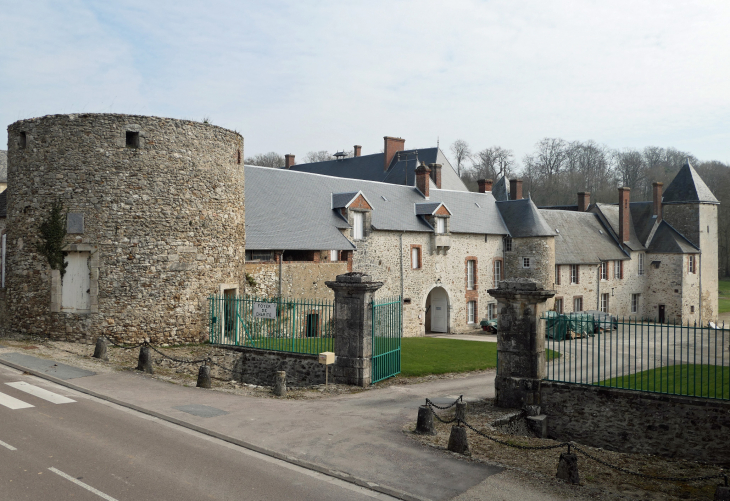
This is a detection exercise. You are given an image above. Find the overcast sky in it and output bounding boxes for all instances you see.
[1,1,728,168]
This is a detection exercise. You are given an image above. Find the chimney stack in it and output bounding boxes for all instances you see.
[383,136,405,171]
[578,192,591,212]
[509,179,523,200]
[285,154,296,169]
[619,187,631,243]
[354,145,362,157]
[478,179,493,193]
[429,163,442,189]
[415,162,431,198]
[652,182,663,221]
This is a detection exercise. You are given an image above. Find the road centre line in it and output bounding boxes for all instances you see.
[48,467,119,501]
[0,391,34,410]
[6,381,75,404]
[0,439,16,451]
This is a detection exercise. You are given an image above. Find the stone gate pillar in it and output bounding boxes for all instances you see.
[325,272,384,387]
[488,278,555,408]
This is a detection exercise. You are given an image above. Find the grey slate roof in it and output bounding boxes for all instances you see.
[414,202,446,215]
[492,176,509,201]
[331,192,360,209]
[541,210,627,264]
[592,203,646,251]
[662,159,719,204]
[290,147,469,192]
[496,199,556,238]
[0,150,6,183]
[647,221,699,254]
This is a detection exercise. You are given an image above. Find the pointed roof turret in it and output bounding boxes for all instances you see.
[662,159,719,204]
[492,175,510,201]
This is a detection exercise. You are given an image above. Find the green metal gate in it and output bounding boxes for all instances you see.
[371,296,402,383]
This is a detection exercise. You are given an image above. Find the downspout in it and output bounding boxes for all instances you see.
[597,264,600,311]
[400,232,405,335]
[278,250,284,298]
[699,252,702,325]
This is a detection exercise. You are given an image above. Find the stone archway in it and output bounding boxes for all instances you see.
[425,287,450,333]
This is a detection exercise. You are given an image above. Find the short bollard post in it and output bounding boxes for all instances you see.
[455,401,467,423]
[274,371,287,396]
[415,405,435,435]
[136,346,154,374]
[92,337,109,361]
[447,425,469,455]
[197,365,212,389]
[556,451,580,485]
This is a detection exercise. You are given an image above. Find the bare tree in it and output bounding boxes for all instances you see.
[450,140,472,177]
[304,150,335,163]
[244,152,285,168]
[471,146,515,180]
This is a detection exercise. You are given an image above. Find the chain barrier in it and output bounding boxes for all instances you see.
[425,395,463,410]
[427,399,727,484]
[146,344,211,365]
[103,336,146,350]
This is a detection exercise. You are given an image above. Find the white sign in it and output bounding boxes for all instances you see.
[253,302,277,319]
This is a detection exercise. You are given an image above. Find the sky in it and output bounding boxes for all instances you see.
[1,1,729,169]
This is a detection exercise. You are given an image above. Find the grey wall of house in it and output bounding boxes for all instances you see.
[215,345,326,386]
[541,381,730,466]
[244,261,347,299]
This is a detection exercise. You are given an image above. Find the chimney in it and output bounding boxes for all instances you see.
[285,154,295,169]
[478,179,493,193]
[383,136,405,171]
[353,145,362,157]
[415,162,431,198]
[618,187,631,243]
[578,192,591,212]
[509,179,523,200]
[428,163,442,189]
[652,182,663,221]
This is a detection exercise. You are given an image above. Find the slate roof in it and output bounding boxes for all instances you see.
[414,202,446,215]
[647,221,699,254]
[496,199,556,238]
[492,176,509,201]
[290,147,469,192]
[0,150,6,183]
[540,210,627,264]
[244,166,508,250]
[331,192,360,209]
[662,159,719,204]
[592,203,646,251]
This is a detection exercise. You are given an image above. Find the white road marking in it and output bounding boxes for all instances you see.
[0,391,34,410]
[6,381,76,404]
[0,439,17,451]
[48,467,119,501]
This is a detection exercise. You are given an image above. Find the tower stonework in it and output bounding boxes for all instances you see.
[5,114,245,344]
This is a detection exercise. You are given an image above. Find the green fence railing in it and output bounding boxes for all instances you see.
[209,294,334,355]
[543,313,729,400]
[372,296,402,384]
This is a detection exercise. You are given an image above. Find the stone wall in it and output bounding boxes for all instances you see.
[5,114,245,344]
[245,261,347,299]
[541,381,730,466]
[504,236,555,310]
[216,345,326,386]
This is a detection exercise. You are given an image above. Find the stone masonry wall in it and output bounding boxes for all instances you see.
[5,114,245,344]
[245,261,347,299]
[541,381,730,466]
[504,236,555,310]
[217,345,326,387]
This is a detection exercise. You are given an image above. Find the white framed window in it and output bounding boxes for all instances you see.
[554,298,563,314]
[467,301,476,323]
[467,260,475,290]
[353,212,364,240]
[638,253,644,276]
[522,257,531,268]
[571,264,579,284]
[573,297,583,312]
[614,260,622,279]
[493,259,502,286]
[504,237,512,251]
[330,250,338,262]
[411,246,421,269]
[688,255,695,274]
[435,217,445,234]
[631,293,640,313]
[601,293,609,313]
[488,303,496,320]
[555,265,561,285]
[600,262,607,280]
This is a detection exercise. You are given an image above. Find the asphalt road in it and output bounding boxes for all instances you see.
[0,364,394,501]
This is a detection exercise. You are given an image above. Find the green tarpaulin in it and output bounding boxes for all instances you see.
[545,311,596,340]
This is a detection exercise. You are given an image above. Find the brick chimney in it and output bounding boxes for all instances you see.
[428,163,442,189]
[383,136,405,171]
[285,154,295,169]
[478,179,493,193]
[578,192,590,212]
[415,162,431,198]
[509,179,523,200]
[652,182,663,221]
[354,145,362,157]
[619,187,631,243]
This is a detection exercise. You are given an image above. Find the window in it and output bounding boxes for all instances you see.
[467,260,476,290]
[353,212,364,240]
[126,131,140,148]
[467,301,476,324]
[688,255,695,274]
[493,259,502,286]
[554,298,563,313]
[19,131,27,149]
[601,293,609,313]
[600,262,607,280]
[435,217,446,234]
[522,257,531,268]
[246,250,273,262]
[555,265,561,285]
[330,250,338,262]
[691,305,695,313]
[570,265,579,284]
[504,237,512,252]
[614,260,622,279]
[411,245,421,269]
[573,297,583,312]
[631,294,640,313]
[237,149,241,164]
[488,303,496,320]
[638,253,644,276]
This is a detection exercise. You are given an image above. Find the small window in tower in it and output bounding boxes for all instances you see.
[126,131,140,149]
[19,131,27,149]
[237,149,241,164]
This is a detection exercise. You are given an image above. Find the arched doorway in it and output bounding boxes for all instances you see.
[425,287,449,333]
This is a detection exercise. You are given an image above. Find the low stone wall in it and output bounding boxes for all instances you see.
[214,345,326,387]
[541,381,730,466]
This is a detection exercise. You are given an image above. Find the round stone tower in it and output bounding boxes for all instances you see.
[5,114,245,344]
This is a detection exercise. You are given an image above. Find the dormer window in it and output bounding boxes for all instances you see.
[331,191,373,242]
[435,217,446,234]
[353,212,364,240]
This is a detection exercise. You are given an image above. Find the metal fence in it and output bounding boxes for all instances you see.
[372,296,402,384]
[209,294,334,355]
[543,314,730,401]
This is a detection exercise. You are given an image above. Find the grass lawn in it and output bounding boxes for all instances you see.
[599,364,730,399]
[719,278,730,314]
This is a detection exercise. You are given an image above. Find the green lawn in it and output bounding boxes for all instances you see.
[719,278,730,314]
[599,364,730,399]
